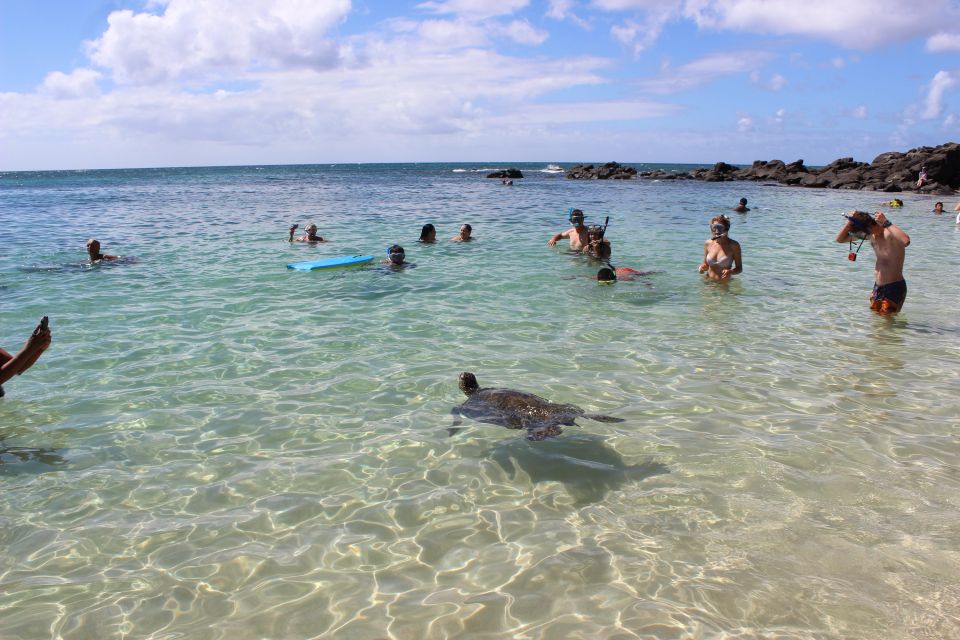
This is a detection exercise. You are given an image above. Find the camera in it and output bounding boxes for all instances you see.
[848,252,857,261]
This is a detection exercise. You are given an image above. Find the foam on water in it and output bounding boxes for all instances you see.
[1,163,959,639]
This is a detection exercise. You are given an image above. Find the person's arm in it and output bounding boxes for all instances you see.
[0,321,51,385]
[698,240,709,272]
[547,229,569,246]
[288,225,297,242]
[873,212,910,247]
[724,241,743,277]
[835,220,854,243]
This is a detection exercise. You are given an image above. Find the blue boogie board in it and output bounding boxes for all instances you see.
[287,255,374,271]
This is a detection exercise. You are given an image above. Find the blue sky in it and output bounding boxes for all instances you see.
[1,0,959,170]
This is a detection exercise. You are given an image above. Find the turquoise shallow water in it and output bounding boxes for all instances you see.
[1,163,959,639]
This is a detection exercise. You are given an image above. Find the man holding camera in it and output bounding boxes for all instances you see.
[836,210,911,314]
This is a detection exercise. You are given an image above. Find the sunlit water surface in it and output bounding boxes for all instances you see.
[1,164,959,639]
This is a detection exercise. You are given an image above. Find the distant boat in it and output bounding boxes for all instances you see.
[541,164,564,174]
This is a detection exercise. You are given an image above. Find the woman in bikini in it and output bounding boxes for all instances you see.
[698,215,742,281]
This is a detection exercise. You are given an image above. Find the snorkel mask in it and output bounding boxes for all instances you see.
[710,222,728,239]
[387,245,405,265]
[569,208,585,225]
[843,213,870,240]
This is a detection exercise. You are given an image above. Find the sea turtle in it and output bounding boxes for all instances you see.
[450,372,624,441]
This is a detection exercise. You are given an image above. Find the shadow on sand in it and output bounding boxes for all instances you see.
[486,433,667,506]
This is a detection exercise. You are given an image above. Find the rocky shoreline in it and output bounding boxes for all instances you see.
[564,143,960,195]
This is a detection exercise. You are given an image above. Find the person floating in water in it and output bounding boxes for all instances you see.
[548,209,589,250]
[1,317,52,398]
[86,239,118,263]
[452,224,472,242]
[288,223,325,243]
[419,224,436,243]
[698,215,742,281]
[836,210,910,315]
[733,198,750,213]
[590,243,652,281]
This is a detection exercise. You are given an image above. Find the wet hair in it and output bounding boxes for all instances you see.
[461,224,472,233]
[739,198,747,205]
[597,267,616,282]
[387,244,405,257]
[595,242,612,260]
[935,201,943,208]
[86,238,99,248]
[848,210,877,229]
[419,223,435,241]
[709,215,731,231]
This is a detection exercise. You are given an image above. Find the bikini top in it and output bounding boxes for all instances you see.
[706,254,734,269]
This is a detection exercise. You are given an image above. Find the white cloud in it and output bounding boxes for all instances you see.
[592,0,959,49]
[921,70,957,119]
[411,19,490,48]
[927,32,960,52]
[611,9,673,55]
[86,0,352,84]
[850,105,867,119]
[737,115,753,132]
[637,50,775,94]
[39,68,103,99]
[416,0,529,20]
[498,19,549,45]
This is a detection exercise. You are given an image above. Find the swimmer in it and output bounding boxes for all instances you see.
[733,197,750,213]
[289,223,325,243]
[86,239,118,263]
[888,199,903,208]
[836,210,910,314]
[380,244,415,269]
[597,267,617,283]
[934,202,943,215]
[0,317,52,398]
[419,224,437,243]
[547,208,589,250]
[452,224,472,242]
[698,215,742,281]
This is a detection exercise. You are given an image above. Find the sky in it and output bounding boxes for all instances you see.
[1,0,959,170]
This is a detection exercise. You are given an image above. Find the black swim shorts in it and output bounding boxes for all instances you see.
[871,279,907,308]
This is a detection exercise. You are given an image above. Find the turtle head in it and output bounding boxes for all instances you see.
[459,372,479,396]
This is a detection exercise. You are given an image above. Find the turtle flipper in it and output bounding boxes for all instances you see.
[585,413,624,423]
[448,407,465,436]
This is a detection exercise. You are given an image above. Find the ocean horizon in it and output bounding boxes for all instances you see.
[2,162,958,639]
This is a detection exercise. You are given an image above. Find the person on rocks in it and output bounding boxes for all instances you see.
[916,166,928,188]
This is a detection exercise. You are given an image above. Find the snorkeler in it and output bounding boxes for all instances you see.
[836,210,910,314]
[380,244,415,269]
[86,239,118,263]
[547,209,590,250]
[698,215,742,281]
[582,225,611,258]
[289,223,325,243]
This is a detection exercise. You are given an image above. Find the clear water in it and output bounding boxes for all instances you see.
[1,164,959,639]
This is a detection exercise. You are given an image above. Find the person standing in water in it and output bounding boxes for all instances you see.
[836,210,910,314]
[698,215,742,281]
[547,209,589,250]
[288,223,325,243]
[733,198,750,212]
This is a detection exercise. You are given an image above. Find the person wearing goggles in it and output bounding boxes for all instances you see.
[547,208,590,250]
[835,210,910,314]
[698,215,742,281]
